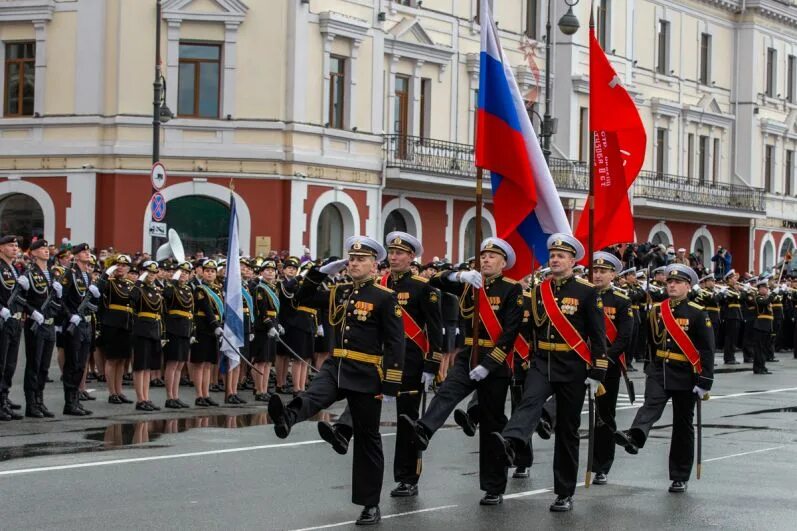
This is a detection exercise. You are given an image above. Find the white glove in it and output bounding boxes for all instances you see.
[455,327,460,335]
[693,386,709,399]
[319,258,348,275]
[691,284,701,293]
[214,327,224,337]
[317,324,324,337]
[268,328,279,339]
[105,265,118,276]
[459,270,483,289]
[16,276,30,291]
[381,395,396,404]
[30,310,44,325]
[171,271,181,281]
[469,365,489,381]
[421,372,435,392]
[0,308,10,321]
[139,272,148,282]
[69,314,82,327]
[88,285,100,298]
[52,282,63,298]
[84,315,92,323]
[277,324,285,335]
[249,333,255,341]
[586,377,602,390]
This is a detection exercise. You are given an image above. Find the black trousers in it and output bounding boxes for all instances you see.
[23,323,55,395]
[627,375,696,481]
[593,376,620,474]
[419,355,510,495]
[502,366,586,497]
[723,319,739,363]
[741,320,756,361]
[0,318,22,394]
[63,323,92,394]
[284,359,383,507]
[751,329,770,373]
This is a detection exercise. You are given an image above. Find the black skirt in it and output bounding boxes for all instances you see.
[132,335,162,371]
[191,334,219,364]
[251,332,276,364]
[102,326,132,360]
[278,326,313,359]
[164,333,190,362]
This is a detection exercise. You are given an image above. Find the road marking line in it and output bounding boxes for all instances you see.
[609,386,797,414]
[503,481,586,500]
[290,505,459,531]
[704,445,786,463]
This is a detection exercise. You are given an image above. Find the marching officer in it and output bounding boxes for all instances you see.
[192,259,223,407]
[162,261,194,409]
[130,261,164,411]
[748,279,774,374]
[22,239,62,418]
[0,235,26,420]
[317,231,443,499]
[615,263,715,493]
[251,259,281,402]
[97,254,135,405]
[590,252,634,485]
[490,233,607,512]
[59,243,101,416]
[401,237,524,506]
[268,236,405,526]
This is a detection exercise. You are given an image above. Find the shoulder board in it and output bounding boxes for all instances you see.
[688,301,705,310]
[336,282,352,287]
[501,276,518,284]
[411,275,429,283]
[652,302,662,308]
[575,277,595,287]
[523,291,532,299]
[612,288,630,300]
[373,283,394,293]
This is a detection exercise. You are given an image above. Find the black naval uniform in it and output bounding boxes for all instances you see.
[719,285,743,363]
[130,281,164,372]
[271,267,405,507]
[417,271,523,497]
[22,262,62,417]
[626,282,644,367]
[192,283,223,364]
[593,286,633,475]
[97,273,134,360]
[278,277,316,361]
[163,280,194,363]
[508,290,534,469]
[619,297,715,481]
[252,278,279,365]
[0,259,25,416]
[694,288,721,353]
[747,292,774,373]
[59,265,99,414]
[499,275,607,498]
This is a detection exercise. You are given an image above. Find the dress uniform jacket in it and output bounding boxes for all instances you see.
[253,280,279,333]
[194,283,223,336]
[748,293,774,333]
[719,286,744,321]
[279,277,316,334]
[0,260,25,318]
[25,264,62,329]
[600,286,634,379]
[648,298,715,391]
[163,281,194,338]
[130,282,163,340]
[97,275,134,332]
[296,268,405,396]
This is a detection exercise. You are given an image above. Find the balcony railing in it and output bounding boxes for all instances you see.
[383,135,766,213]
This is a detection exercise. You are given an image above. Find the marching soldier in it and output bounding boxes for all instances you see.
[97,254,135,405]
[130,261,164,411]
[163,261,194,408]
[748,279,774,374]
[619,267,641,372]
[59,243,101,416]
[22,239,62,418]
[401,237,524,506]
[317,232,443,499]
[268,236,405,525]
[615,264,714,493]
[590,252,634,485]
[251,259,281,402]
[719,270,743,364]
[0,235,26,420]
[489,234,607,512]
[191,259,223,407]
[770,279,784,361]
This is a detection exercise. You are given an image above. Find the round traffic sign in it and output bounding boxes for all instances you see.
[151,193,167,222]
[151,162,167,190]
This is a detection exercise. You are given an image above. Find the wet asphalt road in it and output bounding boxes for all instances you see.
[1,353,796,530]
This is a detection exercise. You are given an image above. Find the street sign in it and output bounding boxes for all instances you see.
[151,192,167,222]
[151,162,167,190]
[149,221,167,238]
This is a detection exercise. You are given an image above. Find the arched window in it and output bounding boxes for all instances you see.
[165,196,230,256]
[651,231,670,246]
[779,237,794,259]
[693,235,711,269]
[0,194,44,249]
[762,240,775,273]
[317,204,344,259]
[463,217,492,261]
[384,210,408,235]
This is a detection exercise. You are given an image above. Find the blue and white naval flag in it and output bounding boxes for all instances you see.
[220,193,243,372]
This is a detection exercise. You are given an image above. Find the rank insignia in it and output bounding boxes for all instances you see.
[429,292,438,303]
[394,305,402,317]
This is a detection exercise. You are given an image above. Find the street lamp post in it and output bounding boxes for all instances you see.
[540,0,580,163]
[151,0,173,256]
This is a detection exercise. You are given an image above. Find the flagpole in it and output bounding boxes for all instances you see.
[587,6,595,284]
[471,167,484,370]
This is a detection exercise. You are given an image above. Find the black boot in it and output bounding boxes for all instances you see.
[614,430,639,455]
[63,391,89,416]
[37,392,55,418]
[355,505,381,526]
[399,414,429,451]
[454,408,476,437]
[489,433,516,467]
[317,421,350,455]
[0,393,11,421]
[1,393,22,420]
[25,393,44,418]
[268,394,291,439]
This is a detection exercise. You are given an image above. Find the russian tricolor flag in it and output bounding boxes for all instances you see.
[476,0,571,278]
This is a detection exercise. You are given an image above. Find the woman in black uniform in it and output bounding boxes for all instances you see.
[97,254,134,405]
[130,260,164,411]
[251,259,280,401]
[191,259,223,407]
[162,261,194,408]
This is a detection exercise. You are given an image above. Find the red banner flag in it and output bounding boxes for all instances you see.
[575,24,646,253]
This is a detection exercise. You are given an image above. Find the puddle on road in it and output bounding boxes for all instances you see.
[724,406,797,417]
[714,367,754,374]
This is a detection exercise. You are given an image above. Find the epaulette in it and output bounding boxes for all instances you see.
[501,276,518,284]
[688,301,705,310]
[575,277,595,287]
[373,282,394,293]
[411,275,429,283]
[612,287,630,300]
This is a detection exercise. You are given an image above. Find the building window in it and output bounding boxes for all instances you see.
[786,149,794,196]
[384,210,408,235]
[766,47,777,98]
[525,0,538,40]
[328,56,346,129]
[699,33,711,85]
[712,138,720,184]
[317,204,344,259]
[0,194,44,249]
[578,107,589,162]
[698,135,709,184]
[472,88,479,144]
[687,133,695,180]
[788,55,796,103]
[597,0,610,50]
[419,78,431,139]
[3,42,36,117]
[657,20,670,75]
[178,43,221,118]
[765,144,774,192]
[464,217,492,261]
[655,128,667,176]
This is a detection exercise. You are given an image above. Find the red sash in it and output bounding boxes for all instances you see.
[380,274,429,353]
[540,278,592,365]
[660,299,702,374]
[476,287,528,369]
[603,312,626,371]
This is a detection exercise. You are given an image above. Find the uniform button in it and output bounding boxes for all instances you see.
[354,290,359,295]
[348,312,352,316]
[345,326,350,331]
[550,335,554,339]
[344,339,349,344]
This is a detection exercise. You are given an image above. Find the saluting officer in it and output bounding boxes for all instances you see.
[22,239,62,418]
[490,234,607,512]
[130,261,164,411]
[317,231,443,499]
[163,261,194,408]
[268,236,405,526]
[590,252,634,486]
[251,259,281,402]
[97,254,135,405]
[615,264,715,493]
[59,243,101,416]
[402,237,524,506]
